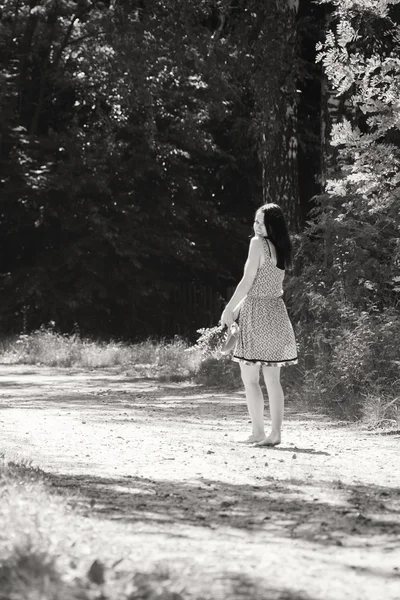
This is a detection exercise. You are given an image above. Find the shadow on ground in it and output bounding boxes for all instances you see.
[212,573,319,600]
[43,469,400,549]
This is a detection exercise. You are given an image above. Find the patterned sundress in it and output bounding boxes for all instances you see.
[233,237,298,367]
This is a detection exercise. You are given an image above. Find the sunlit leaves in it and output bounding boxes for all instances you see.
[318,0,400,211]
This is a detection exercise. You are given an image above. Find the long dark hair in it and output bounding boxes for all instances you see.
[259,203,292,270]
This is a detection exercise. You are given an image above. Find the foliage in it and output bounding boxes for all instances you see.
[185,322,242,388]
[314,0,400,303]
[0,0,323,341]
[194,354,242,388]
[316,1,400,212]
[287,0,400,417]
[1,0,272,338]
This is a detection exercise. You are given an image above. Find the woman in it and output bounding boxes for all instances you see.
[221,203,298,446]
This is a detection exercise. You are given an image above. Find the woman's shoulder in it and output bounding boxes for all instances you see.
[248,236,265,254]
[251,236,279,266]
[249,235,265,248]
[248,236,266,266]
[250,235,272,253]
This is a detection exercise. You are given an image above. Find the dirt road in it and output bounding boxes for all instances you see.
[0,365,399,600]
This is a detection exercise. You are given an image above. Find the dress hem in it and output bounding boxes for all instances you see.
[233,356,298,368]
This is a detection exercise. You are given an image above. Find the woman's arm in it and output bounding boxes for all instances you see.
[221,237,262,327]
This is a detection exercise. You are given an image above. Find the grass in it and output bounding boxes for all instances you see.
[289,365,400,429]
[361,389,400,429]
[0,454,186,600]
[0,328,202,379]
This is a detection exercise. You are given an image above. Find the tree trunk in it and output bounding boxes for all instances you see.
[18,1,40,112]
[321,71,347,186]
[261,99,300,230]
[256,0,301,231]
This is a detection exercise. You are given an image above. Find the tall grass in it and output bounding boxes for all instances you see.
[361,388,400,429]
[0,328,201,378]
[0,454,185,600]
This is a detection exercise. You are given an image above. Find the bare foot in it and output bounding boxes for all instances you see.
[238,435,266,444]
[255,435,281,447]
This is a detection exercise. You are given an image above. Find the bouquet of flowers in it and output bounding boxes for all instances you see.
[190,322,239,357]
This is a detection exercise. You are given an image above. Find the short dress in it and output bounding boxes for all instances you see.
[233,237,298,367]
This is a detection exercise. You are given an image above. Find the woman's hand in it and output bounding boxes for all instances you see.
[221,306,234,328]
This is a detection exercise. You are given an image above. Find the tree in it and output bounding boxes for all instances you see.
[0,0,254,336]
[255,0,301,230]
[314,0,400,306]
[204,0,303,229]
[287,0,400,405]
[0,0,310,338]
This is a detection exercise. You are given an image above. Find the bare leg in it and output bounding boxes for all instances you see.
[256,366,283,446]
[239,363,265,443]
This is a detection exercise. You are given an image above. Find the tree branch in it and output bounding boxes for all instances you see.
[207,3,229,58]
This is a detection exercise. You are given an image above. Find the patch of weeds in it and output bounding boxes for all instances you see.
[0,452,47,481]
[361,390,400,430]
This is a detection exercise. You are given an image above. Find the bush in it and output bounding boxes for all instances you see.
[288,285,400,422]
[287,0,400,424]
[194,355,242,389]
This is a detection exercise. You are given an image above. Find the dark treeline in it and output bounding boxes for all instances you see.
[0,0,324,338]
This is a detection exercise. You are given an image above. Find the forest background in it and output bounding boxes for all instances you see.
[0,0,399,416]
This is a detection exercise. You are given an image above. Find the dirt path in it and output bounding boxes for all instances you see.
[1,364,399,600]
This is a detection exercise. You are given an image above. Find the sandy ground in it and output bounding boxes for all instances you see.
[0,364,399,600]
